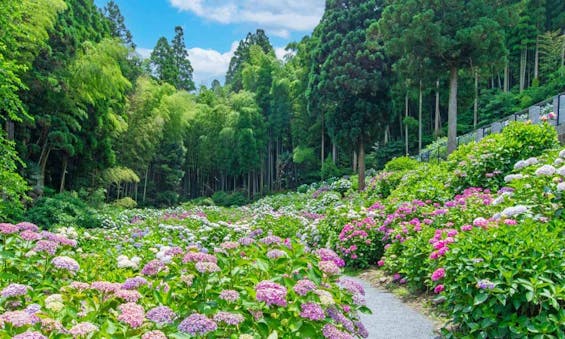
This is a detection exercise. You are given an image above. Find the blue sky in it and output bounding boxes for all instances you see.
[94,0,325,86]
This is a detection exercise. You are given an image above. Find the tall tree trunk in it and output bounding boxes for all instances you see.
[353,151,357,173]
[405,92,409,155]
[435,79,441,138]
[143,167,149,203]
[38,144,52,190]
[447,66,458,154]
[5,120,14,140]
[358,137,365,191]
[384,125,390,144]
[520,48,527,92]
[59,155,68,193]
[332,142,336,164]
[321,113,325,166]
[504,63,509,92]
[534,36,539,82]
[474,69,479,128]
[418,80,423,153]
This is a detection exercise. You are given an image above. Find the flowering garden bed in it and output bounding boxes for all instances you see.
[2,121,565,338]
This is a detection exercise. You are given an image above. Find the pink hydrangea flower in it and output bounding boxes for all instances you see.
[431,268,446,281]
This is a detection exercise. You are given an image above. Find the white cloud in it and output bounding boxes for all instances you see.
[136,48,153,59]
[187,41,239,86]
[169,0,324,33]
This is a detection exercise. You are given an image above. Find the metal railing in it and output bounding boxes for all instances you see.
[416,92,565,162]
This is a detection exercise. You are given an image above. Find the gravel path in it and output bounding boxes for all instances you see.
[349,277,437,339]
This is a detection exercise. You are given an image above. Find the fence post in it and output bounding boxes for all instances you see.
[559,95,565,126]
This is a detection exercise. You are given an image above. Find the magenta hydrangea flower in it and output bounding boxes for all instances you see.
[315,249,346,267]
[12,331,47,339]
[178,313,217,335]
[220,241,240,249]
[146,306,176,325]
[114,289,142,303]
[318,261,341,275]
[434,284,445,294]
[255,281,287,307]
[213,311,244,326]
[141,330,167,339]
[326,307,354,332]
[0,223,18,234]
[51,256,80,273]
[1,283,29,298]
[431,268,446,281]
[141,260,166,276]
[322,323,354,339]
[118,303,145,328]
[300,303,325,321]
[195,262,221,273]
[17,222,40,232]
[219,290,240,302]
[34,240,59,255]
[91,281,121,294]
[183,252,218,264]
[293,279,316,296]
[68,322,98,336]
[339,279,365,296]
[122,277,148,290]
[19,231,42,241]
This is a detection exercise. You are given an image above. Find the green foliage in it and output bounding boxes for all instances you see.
[441,220,565,338]
[384,156,420,172]
[0,133,29,221]
[25,192,102,229]
[211,191,249,207]
[112,197,137,209]
[321,158,340,180]
[448,122,558,191]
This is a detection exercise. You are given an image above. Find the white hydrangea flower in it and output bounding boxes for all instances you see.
[554,158,564,166]
[557,182,565,192]
[501,205,529,217]
[526,157,539,166]
[535,165,556,176]
[504,174,524,183]
[556,166,565,177]
[559,149,565,159]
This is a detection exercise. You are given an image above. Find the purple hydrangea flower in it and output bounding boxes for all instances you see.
[322,323,354,339]
[255,281,287,307]
[195,262,221,273]
[1,283,29,298]
[266,249,286,259]
[293,279,316,296]
[51,256,80,273]
[141,260,165,276]
[146,306,176,325]
[299,302,325,321]
[178,313,217,335]
[68,322,98,336]
[219,290,240,302]
[213,311,244,326]
[12,331,47,339]
[122,277,148,290]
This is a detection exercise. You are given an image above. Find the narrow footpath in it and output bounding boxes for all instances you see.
[349,277,437,339]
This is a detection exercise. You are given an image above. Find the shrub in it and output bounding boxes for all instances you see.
[440,220,565,338]
[113,197,138,209]
[321,157,340,180]
[384,156,420,171]
[448,122,558,192]
[211,191,249,207]
[388,163,453,203]
[0,132,29,221]
[25,192,102,229]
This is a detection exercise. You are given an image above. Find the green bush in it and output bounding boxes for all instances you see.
[448,122,558,191]
[0,132,29,221]
[384,156,420,171]
[388,163,453,203]
[441,220,565,338]
[211,191,249,207]
[321,157,341,180]
[25,192,102,229]
[112,197,138,209]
